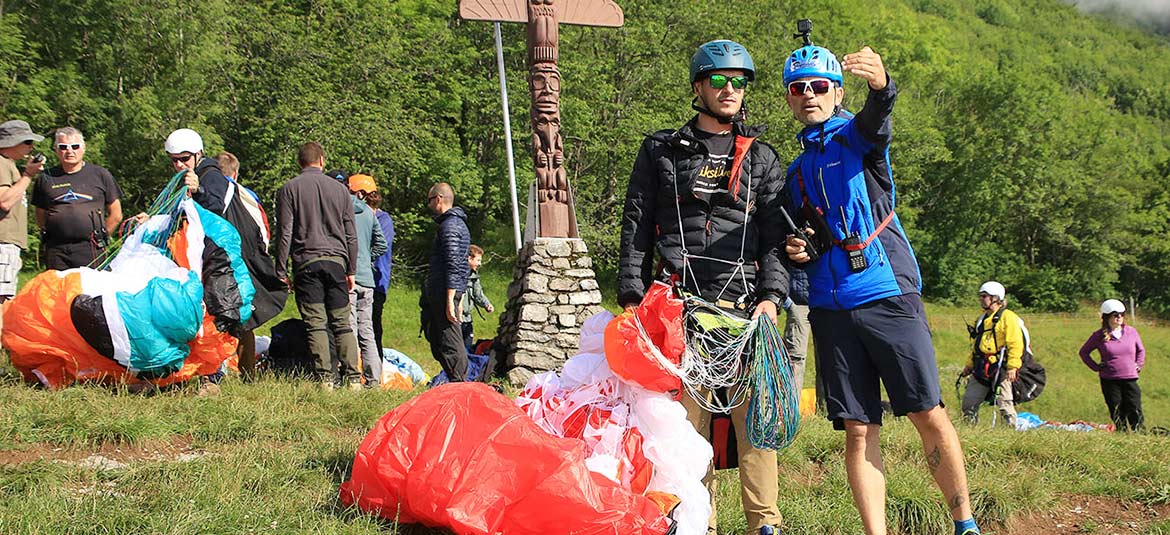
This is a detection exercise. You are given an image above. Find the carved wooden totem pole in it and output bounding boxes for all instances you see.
[459,0,623,238]
[459,0,623,383]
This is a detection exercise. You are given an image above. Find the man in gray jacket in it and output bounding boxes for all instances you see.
[274,142,361,390]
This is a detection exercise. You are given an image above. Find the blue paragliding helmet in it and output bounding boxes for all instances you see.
[783,45,843,86]
[690,40,756,83]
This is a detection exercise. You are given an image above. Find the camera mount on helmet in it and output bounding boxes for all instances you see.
[793,19,814,46]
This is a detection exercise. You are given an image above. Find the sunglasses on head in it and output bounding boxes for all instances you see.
[56,143,82,151]
[708,74,748,90]
[170,154,193,164]
[787,79,834,96]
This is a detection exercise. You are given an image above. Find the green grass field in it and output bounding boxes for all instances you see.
[2,257,1170,534]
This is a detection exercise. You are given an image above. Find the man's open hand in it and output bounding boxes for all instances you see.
[842,46,887,90]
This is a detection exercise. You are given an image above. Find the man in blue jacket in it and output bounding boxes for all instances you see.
[422,182,471,383]
[782,44,981,535]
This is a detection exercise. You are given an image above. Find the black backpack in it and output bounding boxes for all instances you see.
[264,318,317,376]
[969,308,1046,403]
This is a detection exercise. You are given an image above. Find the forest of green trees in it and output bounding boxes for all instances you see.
[2,0,1169,313]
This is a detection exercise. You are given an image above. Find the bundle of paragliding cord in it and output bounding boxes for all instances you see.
[635,294,802,450]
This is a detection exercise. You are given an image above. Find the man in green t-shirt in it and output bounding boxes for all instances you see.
[0,119,45,338]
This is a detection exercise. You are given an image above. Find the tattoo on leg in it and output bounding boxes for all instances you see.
[927,446,941,472]
[949,494,966,512]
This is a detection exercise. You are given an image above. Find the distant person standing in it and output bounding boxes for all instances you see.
[274,142,361,390]
[960,281,1022,427]
[368,189,395,353]
[421,182,470,383]
[347,173,387,388]
[460,244,494,354]
[0,119,44,339]
[215,151,270,380]
[33,127,123,270]
[1080,299,1145,432]
[783,267,811,390]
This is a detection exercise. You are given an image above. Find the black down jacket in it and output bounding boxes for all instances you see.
[619,117,790,311]
[425,206,471,298]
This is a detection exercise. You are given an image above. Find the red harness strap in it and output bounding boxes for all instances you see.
[726,135,757,198]
[835,210,896,251]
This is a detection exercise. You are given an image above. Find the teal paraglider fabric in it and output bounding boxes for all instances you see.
[115,270,204,377]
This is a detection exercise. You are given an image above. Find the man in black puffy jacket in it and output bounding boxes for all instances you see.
[618,39,789,535]
[422,182,471,382]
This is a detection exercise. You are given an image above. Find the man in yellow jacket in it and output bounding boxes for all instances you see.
[960,281,1023,426]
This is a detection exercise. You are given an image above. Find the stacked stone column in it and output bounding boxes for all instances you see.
[495,237,606,385]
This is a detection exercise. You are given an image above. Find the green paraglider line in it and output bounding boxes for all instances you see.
[90,171,190,271]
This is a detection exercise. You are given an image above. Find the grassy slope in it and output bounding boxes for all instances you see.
[3,255,1170,534]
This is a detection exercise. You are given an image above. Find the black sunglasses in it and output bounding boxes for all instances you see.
[708,74,748,90]
[56,143,82,151]
[21,140,34,146]
[170,154,193,164]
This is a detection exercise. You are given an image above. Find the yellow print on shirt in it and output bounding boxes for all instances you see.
[697,163,728,180]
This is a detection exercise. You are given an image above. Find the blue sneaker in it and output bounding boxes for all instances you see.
[759,526,781,535]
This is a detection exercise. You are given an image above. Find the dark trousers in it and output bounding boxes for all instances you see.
[294,259,360,383]
[462,321,475,354]
[1101,378,1144,432]
[44,241,100,270]
[373,290,387,353]
[424,293,468,382]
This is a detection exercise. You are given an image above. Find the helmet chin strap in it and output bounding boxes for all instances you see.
[692,96,746,125]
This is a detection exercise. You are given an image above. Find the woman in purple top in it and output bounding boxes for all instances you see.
[1079,299,1145,432]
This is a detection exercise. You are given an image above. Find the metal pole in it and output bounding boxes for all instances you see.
[495,22,522,252]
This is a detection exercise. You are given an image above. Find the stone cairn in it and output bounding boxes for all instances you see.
[495,237,607,385]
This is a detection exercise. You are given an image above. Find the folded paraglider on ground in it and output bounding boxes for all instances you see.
[3,171,255,389]
[340,284,803,535]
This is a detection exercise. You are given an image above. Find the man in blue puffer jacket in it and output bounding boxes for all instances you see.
[782,42,982,535]
[422,182,471,383]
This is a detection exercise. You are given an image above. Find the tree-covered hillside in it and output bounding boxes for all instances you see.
[2,0,1169,312]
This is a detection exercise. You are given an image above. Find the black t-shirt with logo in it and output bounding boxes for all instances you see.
[32,164,121,246]
[692,129,735,202]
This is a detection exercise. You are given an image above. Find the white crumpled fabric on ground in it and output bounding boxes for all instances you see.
[516,311,712,535]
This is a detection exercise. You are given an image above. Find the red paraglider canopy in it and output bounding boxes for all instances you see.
[339,382,670,535]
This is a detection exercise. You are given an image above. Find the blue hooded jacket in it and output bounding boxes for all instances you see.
[785,77,922,311]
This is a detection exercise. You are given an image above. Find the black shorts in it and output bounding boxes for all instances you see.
[809,293,942,429]
[293,259,350,310]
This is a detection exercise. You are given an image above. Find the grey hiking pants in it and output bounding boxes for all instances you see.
[349,285,381,387]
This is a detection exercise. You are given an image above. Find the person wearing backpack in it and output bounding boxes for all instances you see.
[1079,299,1145,432]
[960,281,1022,427]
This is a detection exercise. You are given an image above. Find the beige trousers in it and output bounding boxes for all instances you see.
[682,386,782,534]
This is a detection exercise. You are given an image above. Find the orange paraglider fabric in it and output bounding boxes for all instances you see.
[155,315,238,387]
[603,282,685,395]
[3,272,123,389]
[339,383,670,535]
